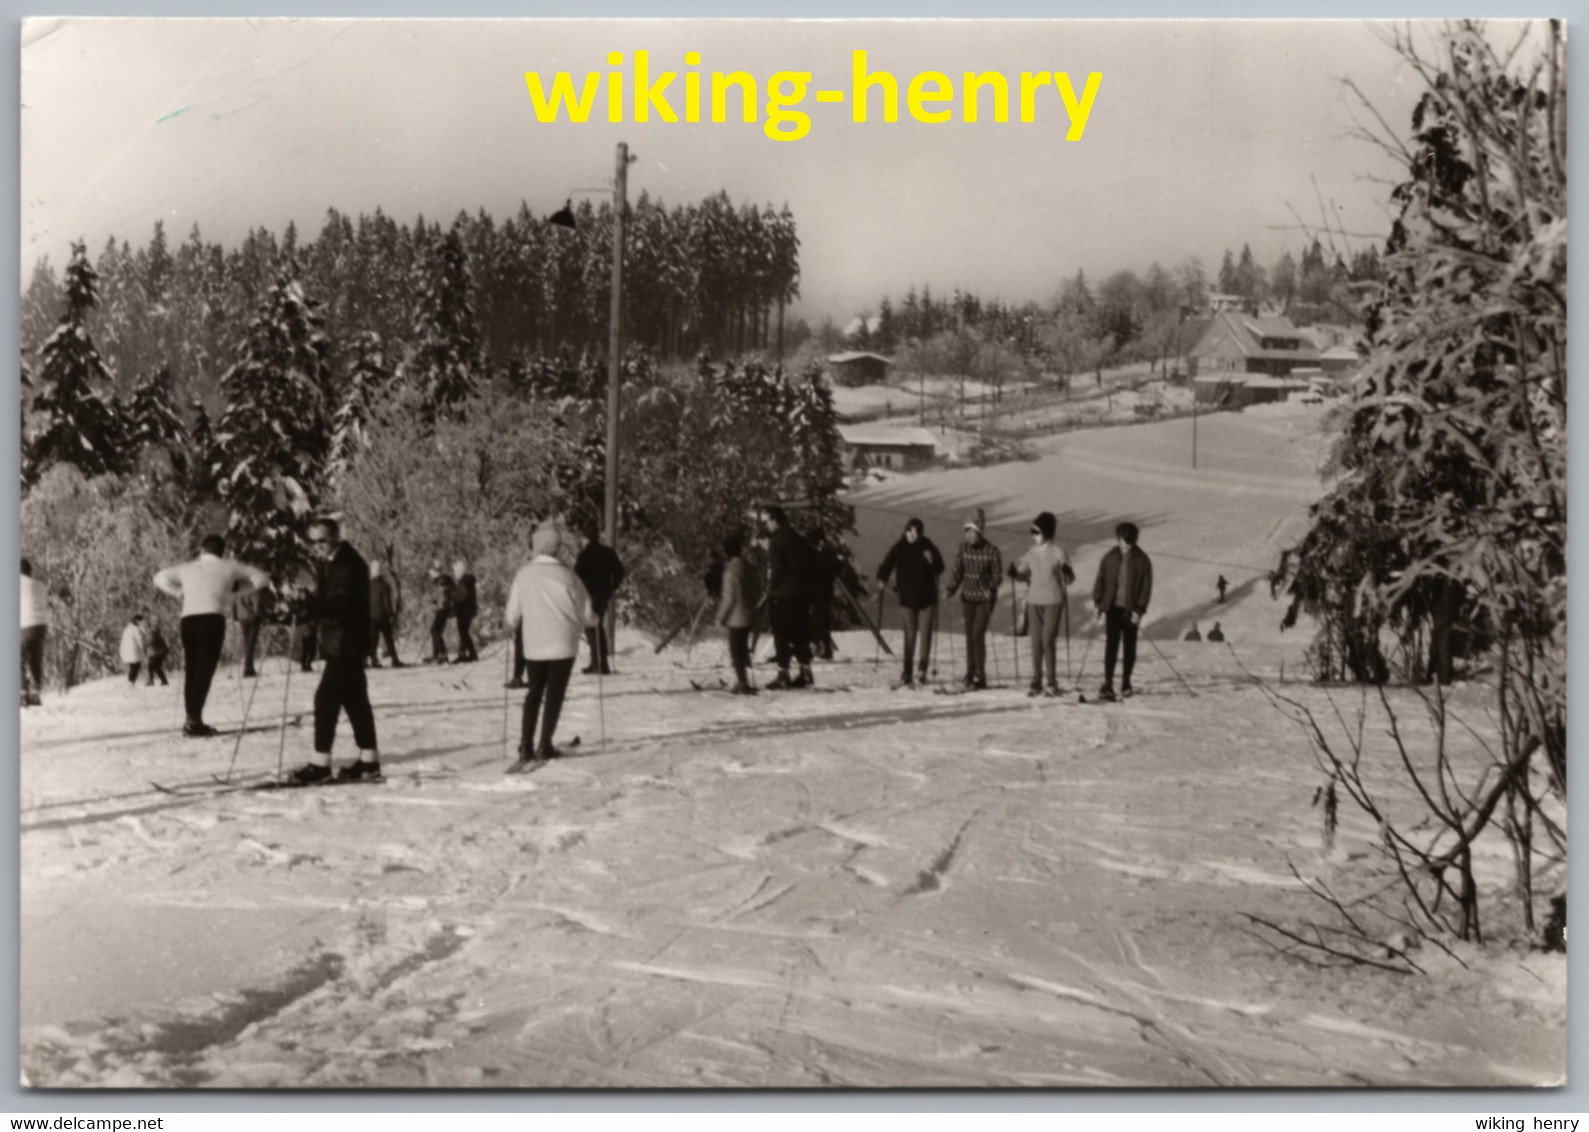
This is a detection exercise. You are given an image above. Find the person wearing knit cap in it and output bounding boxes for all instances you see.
[1008,511,1074,696]
[503,523,596,770]
[944,508,1002,690]
[876,517,945,687]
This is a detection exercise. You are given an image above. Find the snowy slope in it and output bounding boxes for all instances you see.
[18,404,1563,1090]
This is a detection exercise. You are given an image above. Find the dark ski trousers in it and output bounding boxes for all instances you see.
[429,610,451,661]
[808,595,834,658]
[769,596,812,671]
[239,618,262,675]
[1104,606,1139,691]
[520,657,575,756]
[20,625,46,699]
[962,599,993,682]
[584,623,611,672]
[127,663,141,684]
[727,627,752,685]
[147,656,168,686]
[314,655,378,754]
[368,618,399,665]
[181,613,226,726]
[1029,603,1063,686]
[901,604,936,679]
[456,611,478,662]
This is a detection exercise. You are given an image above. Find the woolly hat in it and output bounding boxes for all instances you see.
[963,507,986,534]
[532,525,562,557]
[1033,512,1057,540]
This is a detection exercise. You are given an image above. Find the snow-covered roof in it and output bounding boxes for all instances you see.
[827,351,894,366]
[837,424,938,449]
[1320,344,1361,361]
[1191,312,1321,363]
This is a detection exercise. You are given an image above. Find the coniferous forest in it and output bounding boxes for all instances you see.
[19,193,841,684]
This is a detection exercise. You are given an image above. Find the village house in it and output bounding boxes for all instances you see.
[827,351,894,387]
[836,423,937,473]
[1187,311,1321,378]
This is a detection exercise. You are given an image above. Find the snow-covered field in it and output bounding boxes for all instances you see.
[18,404,1564,1089]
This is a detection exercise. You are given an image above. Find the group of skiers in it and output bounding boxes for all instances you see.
[22,504,1161,782]
[869,509,1152,701]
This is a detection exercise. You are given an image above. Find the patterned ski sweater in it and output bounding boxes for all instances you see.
[947,540,1003,603]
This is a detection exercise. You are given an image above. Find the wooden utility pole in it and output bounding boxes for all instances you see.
[604,141,628,552]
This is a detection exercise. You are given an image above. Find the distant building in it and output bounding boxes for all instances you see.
[1207,292,1248,313]
[827,351,893,387]
[1188,311,1320,378]
[1318,343,1362,376]
[836,423,937,472]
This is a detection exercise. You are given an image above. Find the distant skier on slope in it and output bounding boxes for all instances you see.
[367,559,404,669]
[452,558,479,663]
[1090,521,1153,702]
[1008,511,1074,697]
[575,520,626,676]
[426,561,455,664]
[944,509,1002,690]
[876,517,944,688]
[715,532,761,695]
[153,534,270,737]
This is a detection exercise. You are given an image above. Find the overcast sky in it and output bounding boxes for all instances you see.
[22,17,1450,321]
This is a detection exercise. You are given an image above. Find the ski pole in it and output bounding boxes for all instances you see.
[276,613,298,782]
[989,598,1001,685]
[502,633,513,763]
[221,624,271,784]
[1076,630,1094,693]
[1062,588,1072,685]
[873,587,884,671]
[946,594,958,681]
[596,640,607,751]
[1143,629,1198,697]
[1010,580,1022,687]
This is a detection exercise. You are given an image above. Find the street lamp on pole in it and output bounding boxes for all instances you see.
[547,141,636,648]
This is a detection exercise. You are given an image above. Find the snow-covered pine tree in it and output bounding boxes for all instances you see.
[214,267,334,578]
[327,331,395,488]
[788,362,853,537]
[23,241,130,487]
[409,226,482,422]
[125,365,190,488]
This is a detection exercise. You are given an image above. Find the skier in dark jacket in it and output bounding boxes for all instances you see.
[760,505,815,690]
[452,559,479,663]
[876,517,945,687]
[574,521,626,675]
[367,559,403,668]
[144,618,170,686]
[427,562,455,664]
[944,509,1002,689]
[1091,521,1153,701]
[286,516,381,785]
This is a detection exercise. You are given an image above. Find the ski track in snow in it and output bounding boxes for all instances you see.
[18,407,1563,1089]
